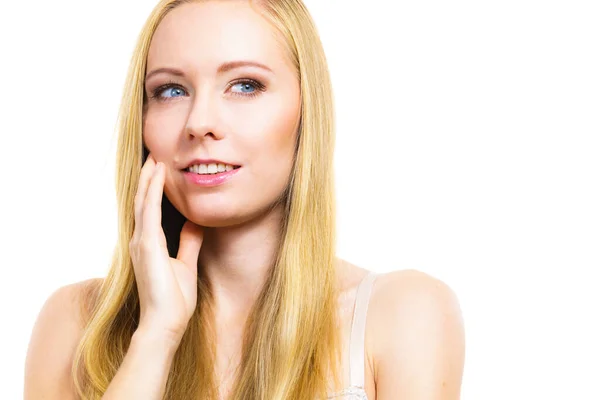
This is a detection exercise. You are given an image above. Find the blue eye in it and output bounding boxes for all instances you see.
[161,86,185,98]
[150,82,187,101]
[149,78,265,102]
[228,79,265,98]
[231,81,257,95]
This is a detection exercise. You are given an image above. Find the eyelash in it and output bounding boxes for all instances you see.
[149,78,266,102]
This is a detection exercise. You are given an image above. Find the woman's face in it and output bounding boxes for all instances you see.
[143,1,301,227]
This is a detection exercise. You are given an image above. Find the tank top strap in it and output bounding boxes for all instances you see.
[348,271,378,388]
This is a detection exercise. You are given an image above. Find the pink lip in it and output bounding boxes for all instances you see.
[182,167,241,187]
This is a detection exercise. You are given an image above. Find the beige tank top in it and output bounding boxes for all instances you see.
[327,271,378,399]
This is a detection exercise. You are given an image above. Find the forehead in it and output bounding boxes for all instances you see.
[147,1,287,73]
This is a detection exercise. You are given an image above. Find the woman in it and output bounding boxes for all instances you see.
[24,0,465,399]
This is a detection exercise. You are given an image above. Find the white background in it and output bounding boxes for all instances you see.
[1,0,598,398]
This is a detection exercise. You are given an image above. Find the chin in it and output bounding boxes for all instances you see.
[187,201,274,228]
[185,209,242,228]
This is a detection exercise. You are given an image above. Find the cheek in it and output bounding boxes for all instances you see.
[246,97,300,162]
[272,106,300,167]
[142,110,185,157]
[245,106,299,190]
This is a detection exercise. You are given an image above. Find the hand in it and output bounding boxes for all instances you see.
[129,153,204,344]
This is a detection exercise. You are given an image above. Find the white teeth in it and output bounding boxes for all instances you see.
[187,163,237,175]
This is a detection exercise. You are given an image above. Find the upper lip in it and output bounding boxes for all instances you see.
[181,158,241,170]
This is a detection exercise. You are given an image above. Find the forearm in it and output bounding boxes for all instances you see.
[101,328,181,400]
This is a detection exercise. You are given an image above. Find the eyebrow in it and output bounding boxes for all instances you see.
[145,60,273,81]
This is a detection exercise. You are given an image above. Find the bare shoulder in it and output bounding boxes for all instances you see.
[368,269,465,399]
[24,277,104,400]
[370,269,462,311]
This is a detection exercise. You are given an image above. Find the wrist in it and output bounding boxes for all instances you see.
[132,324,183,354]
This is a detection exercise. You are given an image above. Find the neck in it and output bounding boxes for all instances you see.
[197,203,284,324]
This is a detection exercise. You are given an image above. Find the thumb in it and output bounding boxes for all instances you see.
[176,220,204,267]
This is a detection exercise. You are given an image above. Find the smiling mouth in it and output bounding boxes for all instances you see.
[183,164,241,175]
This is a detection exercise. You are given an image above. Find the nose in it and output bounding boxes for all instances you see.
[184,88,224,140]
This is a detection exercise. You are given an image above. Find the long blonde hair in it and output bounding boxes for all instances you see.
[71,0,341,398]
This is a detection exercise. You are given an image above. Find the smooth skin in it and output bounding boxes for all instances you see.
[24,2,465,399]
[129,154,205,345]
[24,155,465,399]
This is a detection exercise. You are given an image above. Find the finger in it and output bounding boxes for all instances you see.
[177,220,204,268]
[142,161,166,245]
[133,154,157,240]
